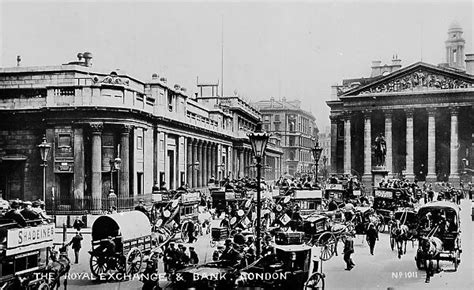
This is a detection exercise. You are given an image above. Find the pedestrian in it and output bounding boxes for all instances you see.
[365,223,379,255]
[69,231,83,264]
[189,247,199,265]
[73,217,85,232]
[164,242,177,272]
[343,234,355,270]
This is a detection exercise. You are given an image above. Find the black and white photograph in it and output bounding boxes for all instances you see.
[0,0,472,289]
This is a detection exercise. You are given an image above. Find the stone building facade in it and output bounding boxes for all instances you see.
[0,53,282,212]
[252,98,318,177]
[327,23,474,186]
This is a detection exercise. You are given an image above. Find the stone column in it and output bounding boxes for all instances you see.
[202,142,208,186]
[207,143,212,182]
[197,141,202,187]
[330,115,338,173]
[192,140,198,188]
[120,125,132,197]
[187,138,192,187]
[211,144,217,180]
[385,110,393,177]
[362,110,372,184]
[405,109,415,181]
[73,127,85,210]
[90,122,103,211]
[343,114,352,175]
[426,108,437,182]
[449,107,460,184]
[238,149,243,178]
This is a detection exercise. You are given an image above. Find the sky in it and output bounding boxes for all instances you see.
[0,0,473,130]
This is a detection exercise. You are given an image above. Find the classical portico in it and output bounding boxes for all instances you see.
[328,62,474,187]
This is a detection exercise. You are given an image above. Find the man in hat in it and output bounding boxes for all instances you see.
[31,200,51,222]
[5,201,27,227]
[164,242,178,272]
[365,223,379,255]
[21,201,40,221]
[213,245,224,261]
[135,199,149,219]
[220,238,240,267]
[343,234,355,270]
[69,231,83,264]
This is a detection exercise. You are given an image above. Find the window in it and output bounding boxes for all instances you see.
[137,172,143,195]
[264,115,270,122]
[264,124,270,131]
[58,134,72,148]
[168,94,174,112]
[289,136,295,146]
[137,136,143,150]
[274,123,280,131]
[275,115,280,122]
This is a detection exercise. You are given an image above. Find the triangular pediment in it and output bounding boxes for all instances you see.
[341,62,474,96]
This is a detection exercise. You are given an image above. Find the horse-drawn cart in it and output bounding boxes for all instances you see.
[415,201,461,282]
[89,211,153,277]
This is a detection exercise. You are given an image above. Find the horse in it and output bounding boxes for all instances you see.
[419,236,443,283]
[45,244,71,290]
[391,220,409,259]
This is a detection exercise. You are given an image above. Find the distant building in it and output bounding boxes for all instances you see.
[253,98,318,177]
[327,22,474,186]
[318,126,331,180]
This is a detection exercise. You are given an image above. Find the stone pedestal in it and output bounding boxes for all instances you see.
[372,167,389,188]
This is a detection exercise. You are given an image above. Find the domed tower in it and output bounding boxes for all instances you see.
[445,21,465,70]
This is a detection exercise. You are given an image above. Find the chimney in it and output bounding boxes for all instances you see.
[371,60,382,77]
[16,55,21,67]
[83,52,93,67]
[391,54,402,69]
[465,53,474,75]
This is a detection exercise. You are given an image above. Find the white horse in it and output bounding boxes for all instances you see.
[419,236,443,283]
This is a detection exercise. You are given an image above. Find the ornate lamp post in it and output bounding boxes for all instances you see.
[248,121,270,258]
[37,136,51,203]
[311,141,323,183]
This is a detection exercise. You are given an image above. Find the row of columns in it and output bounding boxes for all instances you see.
[187,138,224,188]
[341,106,460,182]
[90,122,131,209]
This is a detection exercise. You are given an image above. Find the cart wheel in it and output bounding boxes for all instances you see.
[126,248,143,275]
[210,240,216,248]
[304,272,325,290]
[453,249,459,271]
[90,255,110,277]
[390,235,395,251]
[316,232,336,261]
[37,282,50,290]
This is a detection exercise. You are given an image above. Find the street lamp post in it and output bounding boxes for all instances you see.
[248,121,270,258]
[311,141,323,184]
[37,135,51,203]
[109,150,122,208]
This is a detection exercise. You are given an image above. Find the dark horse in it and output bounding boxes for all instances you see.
[418,236,443,283]
[373,133,386,167]
[45,244,71,289]
[391,220,409,259]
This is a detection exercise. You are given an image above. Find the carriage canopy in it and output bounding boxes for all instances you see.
[91,211,151,241]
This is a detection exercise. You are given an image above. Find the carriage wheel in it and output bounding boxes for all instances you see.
[377,217,385,233]
[181,221,190,242]
[126,247,143,275]
[90,255,110,277]
[304,272,325,290]
[390,235,395,251]
[37,282,50,290]
[316,232,336,261]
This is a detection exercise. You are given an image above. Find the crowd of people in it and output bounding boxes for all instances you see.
[0,199,51,227]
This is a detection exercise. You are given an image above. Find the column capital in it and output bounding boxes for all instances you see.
[329,114,340,123]
[89,122,104,133]
[121,124,133,134]
[342,112,352,121]
[384,109,394,118]
[362,109,372,118]
[449,106,459,116]
[427,107,437,116]
[405,108,414,118]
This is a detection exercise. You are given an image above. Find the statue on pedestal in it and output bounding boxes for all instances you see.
[374,133,386,167]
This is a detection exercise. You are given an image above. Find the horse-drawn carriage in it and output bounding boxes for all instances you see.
[389,208,418,258]
[373,187,413,232]
[290,189,324,216]
[324,183,346,206]
[150,190,201,242]
[415,202,461,282]
[237,243,325,290]
[0,219,56,289]
[89,211,154,277]
[352,206,384,234]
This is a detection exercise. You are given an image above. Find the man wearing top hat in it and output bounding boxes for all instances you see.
[4,200,27,227]
[21,201,40,221]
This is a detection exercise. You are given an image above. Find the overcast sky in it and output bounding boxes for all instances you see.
[0,1,472,130]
